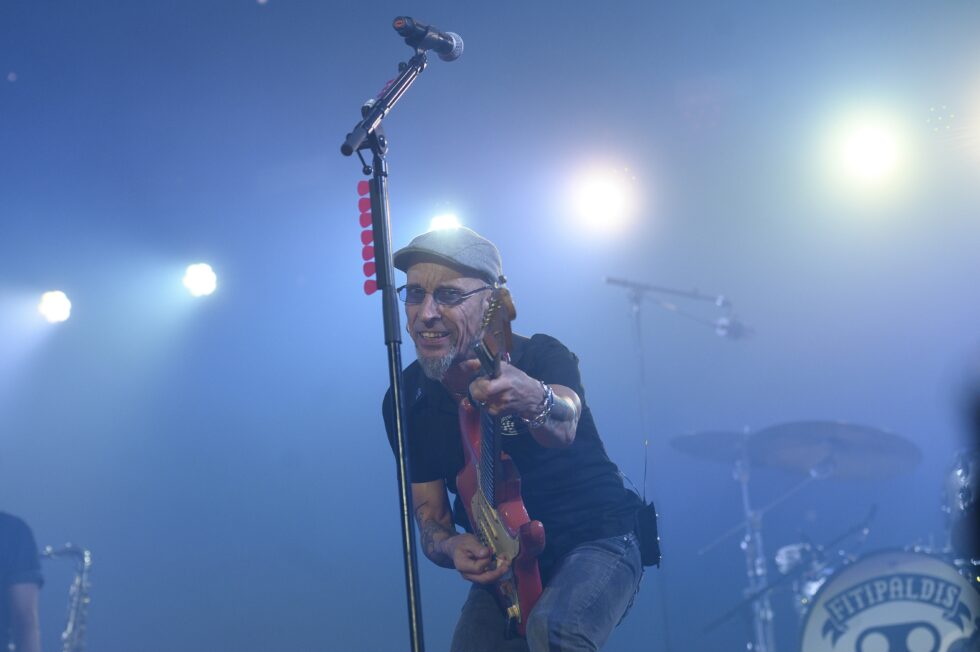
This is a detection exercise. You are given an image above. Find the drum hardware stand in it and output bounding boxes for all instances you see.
[704,501,878,637]
[698,461,836,557]
[734,452,777,652]
[699,457,840,652]
[607,277,746,652]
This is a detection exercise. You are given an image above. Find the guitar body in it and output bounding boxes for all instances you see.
[457,401,545,636]
[454,287,545,636]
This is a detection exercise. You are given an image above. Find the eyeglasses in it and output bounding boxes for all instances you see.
[396,284,492,306]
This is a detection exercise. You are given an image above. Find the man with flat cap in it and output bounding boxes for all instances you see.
[383,226,658,651]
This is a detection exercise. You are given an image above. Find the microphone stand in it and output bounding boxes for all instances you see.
[624,284,675,652]
[606,277,731,305]
[606,276,742,652]
[607,277,734,336]
[342,49,429,652]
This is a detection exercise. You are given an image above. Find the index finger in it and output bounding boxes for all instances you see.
[463,558,511,584]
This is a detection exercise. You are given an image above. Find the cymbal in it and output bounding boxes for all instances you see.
[669,430,751,464]
[748,421,922,479]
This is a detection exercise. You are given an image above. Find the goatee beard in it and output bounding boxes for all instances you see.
[417,344,458,381]
[415,324,486,381]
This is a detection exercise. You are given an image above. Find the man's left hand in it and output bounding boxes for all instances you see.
[464,359,544,419]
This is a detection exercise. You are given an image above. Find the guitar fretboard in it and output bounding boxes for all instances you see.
[479,410,497,508]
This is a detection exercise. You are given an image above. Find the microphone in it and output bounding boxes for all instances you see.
[714,316,753,340]
[392,16,464,62]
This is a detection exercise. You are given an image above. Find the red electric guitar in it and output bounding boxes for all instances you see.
[456,288,545,636]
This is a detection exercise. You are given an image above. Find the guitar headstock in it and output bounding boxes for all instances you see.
[473,288,516,378]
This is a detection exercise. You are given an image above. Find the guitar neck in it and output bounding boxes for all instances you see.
[479,411,498,508]
[471,287,514,512]
[473,341,501,509]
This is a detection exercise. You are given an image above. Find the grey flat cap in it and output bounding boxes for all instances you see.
[393,227,503,284]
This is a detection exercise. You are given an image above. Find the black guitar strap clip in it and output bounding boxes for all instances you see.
[636,501,662,568]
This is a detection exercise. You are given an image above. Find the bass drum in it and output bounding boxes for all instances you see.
[801,550,980,652]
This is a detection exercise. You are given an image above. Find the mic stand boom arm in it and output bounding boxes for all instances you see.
[605,276,746,338]
[605,276,729,306]
[342,51,428,157]
[341,50,429,652]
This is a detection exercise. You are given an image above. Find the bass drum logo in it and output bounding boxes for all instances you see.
[802,550,980,652]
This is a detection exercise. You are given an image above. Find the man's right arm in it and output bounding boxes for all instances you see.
[412,479,460,569]
[411,479,512,584]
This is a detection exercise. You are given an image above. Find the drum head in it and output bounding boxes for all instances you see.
[801,550,980,651]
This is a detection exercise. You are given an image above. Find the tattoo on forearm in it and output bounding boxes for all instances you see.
[415,502,456,568]
[420,519,457,568]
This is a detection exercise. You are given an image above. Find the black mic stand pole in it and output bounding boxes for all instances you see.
[342,49,429,652]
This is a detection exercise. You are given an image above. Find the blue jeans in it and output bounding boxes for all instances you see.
[450,532,644,652]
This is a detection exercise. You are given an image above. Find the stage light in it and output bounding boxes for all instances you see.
[568,166,638,233]
[38,291,71,323]
[925,105,955,134]
[838,122,902,182]
[183,263,217,297]
[429,214,461,230]
[825,108,912,194]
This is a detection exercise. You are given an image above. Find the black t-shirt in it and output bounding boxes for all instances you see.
[0,512,43,648]
[383,333,642,575]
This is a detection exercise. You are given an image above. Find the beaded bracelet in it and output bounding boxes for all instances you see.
[522,381,554,429]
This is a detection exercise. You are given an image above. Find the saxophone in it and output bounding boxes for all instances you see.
[40,544,92,652]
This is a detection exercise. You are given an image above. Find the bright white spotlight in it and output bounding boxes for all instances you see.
[827,109,912,193]
[183,263,217,297]
[38,291,71,323]
[569,166,638,233]
[839,123,902,182]
[429,214,461,230]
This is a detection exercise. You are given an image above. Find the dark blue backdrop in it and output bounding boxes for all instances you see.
[2,1,978,650]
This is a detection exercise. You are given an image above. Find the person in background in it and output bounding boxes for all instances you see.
[0,512,42,652]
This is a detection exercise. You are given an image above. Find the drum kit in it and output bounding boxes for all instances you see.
[670,421,980,652]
